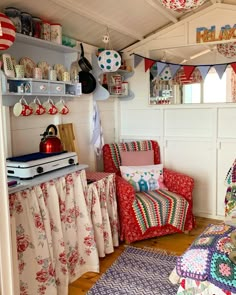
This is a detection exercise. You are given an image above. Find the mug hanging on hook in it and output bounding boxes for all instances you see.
[97,27,121,72]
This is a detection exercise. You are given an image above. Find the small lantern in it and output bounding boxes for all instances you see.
[0,12,16,50]
[217,42,236,58]
[98,50,121,72]
[159,0,206,12]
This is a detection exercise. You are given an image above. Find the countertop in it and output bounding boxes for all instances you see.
[8,164,88,194]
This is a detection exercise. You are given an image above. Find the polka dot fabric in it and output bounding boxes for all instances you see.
[160,66,172,80]
[98,50,121,72]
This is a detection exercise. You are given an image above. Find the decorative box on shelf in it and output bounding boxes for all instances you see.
[1,71,82,106]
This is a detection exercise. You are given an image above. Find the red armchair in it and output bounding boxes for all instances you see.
[103,140,195,244]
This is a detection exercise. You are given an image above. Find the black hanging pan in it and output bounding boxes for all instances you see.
[79,71,96,94]
[78,43,92,72]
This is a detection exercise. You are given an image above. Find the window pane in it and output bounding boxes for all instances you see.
[203,69,226,103]
[183,84,201,103]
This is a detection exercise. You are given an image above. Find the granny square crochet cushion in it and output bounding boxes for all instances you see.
[176,224,236,293]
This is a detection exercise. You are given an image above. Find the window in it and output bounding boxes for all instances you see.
[182,67,232,103]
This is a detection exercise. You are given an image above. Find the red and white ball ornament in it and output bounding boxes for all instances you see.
[217,42,236,58]
[159,0,207,12]
[0,12,16,50]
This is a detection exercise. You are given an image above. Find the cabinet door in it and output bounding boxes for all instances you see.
[217,141,236,217]
[164,139,216,217]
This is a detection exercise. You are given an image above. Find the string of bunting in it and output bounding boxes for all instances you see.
[133,53,236,81]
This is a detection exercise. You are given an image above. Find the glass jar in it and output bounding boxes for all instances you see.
[32,16,42,38]
[4,7,22,33]
[21,12,32,36]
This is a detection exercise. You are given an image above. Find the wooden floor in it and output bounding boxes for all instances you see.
[68,216,222,294]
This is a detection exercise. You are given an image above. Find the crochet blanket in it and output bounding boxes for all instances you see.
[132,189,189,234]
[176,224,236,293]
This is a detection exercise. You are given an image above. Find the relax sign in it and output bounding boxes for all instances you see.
[196,24,236,43]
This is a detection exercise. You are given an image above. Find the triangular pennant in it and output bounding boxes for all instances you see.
[197,65,211,80]
[144,59,155,72]
[231,63,236,74]
[150,64,158,78]
[183,65,195,80]
[156,62,166,76]
[169,64,181,78]
[214,64,228,79]
[134,54,143,68]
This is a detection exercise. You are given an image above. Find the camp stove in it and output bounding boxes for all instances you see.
[6,151,78,179]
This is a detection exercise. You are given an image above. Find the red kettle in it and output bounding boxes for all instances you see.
[39,124,63,153]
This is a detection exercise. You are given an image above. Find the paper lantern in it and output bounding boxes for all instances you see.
[159,0,206,12]
[0,13,16,50]
[97,50,121,72]
[217,42,236,58]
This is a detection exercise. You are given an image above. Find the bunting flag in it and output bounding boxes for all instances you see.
[197,65,211,80]
[169,64,181,78]
[144,59,156,72]
[231,63,236,74]
[156,61,167,76]
[214,64,228,79]
[132,53,236,81]
[134,54,143,68]
[150,64,158,78]
[183,65,195,80]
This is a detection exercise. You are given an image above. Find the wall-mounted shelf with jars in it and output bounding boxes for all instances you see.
[92,54,134,101]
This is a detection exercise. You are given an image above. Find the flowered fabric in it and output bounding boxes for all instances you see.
[85,171,119,257]
[176,223,236,293]
[103,140,195,243]
[9,170,99,295]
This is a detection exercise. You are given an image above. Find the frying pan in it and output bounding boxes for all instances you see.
[78,43,92,72]
[79,71,96,94]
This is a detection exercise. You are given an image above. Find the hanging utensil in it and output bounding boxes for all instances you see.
[78,43,92,72]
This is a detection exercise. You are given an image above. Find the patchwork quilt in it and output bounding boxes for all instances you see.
[176,224,236,293]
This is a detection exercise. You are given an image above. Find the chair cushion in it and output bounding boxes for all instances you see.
[120,164,166,192]
[120,150,154,166]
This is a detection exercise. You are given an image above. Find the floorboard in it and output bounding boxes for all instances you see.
[68,216,222,294]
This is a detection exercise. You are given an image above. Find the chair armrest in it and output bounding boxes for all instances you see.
[163,168,194,202]
[115,175,135,204]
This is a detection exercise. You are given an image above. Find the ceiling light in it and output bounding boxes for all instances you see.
[159,0,207,12]
[190,49,211,60]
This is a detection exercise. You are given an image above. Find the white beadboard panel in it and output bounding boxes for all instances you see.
[217,141,236,217]
[11,128,44,156]
[121,109,163,137]
[164,108,215,138]
[218,108,236,138]
[164,139,216,216]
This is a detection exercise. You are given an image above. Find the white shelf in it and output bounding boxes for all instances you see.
[15,33,78,53]
[8,165,88,194]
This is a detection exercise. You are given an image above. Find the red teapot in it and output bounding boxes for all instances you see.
[39,124,63,153]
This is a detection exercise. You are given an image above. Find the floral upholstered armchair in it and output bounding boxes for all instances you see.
[102,140,195,244]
